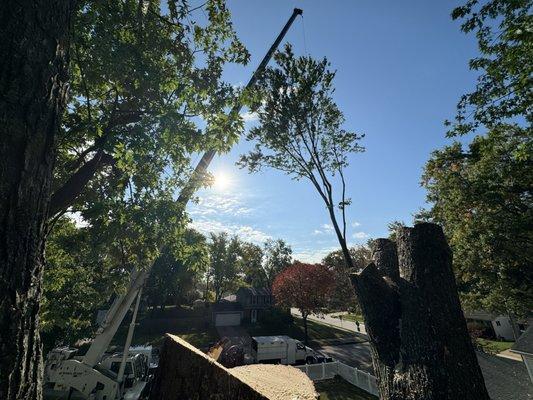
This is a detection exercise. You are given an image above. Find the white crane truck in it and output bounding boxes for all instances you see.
[44,270,152,400]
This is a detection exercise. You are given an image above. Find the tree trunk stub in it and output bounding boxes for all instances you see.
[0,1,71,399]
[352,223,489,400]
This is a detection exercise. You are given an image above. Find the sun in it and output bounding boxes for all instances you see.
[213,171,232,191]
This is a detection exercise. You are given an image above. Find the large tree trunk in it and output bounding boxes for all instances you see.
[0,1,71,399]
[351,223,489,400]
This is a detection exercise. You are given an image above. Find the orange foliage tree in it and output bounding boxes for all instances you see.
[273,262,335,345]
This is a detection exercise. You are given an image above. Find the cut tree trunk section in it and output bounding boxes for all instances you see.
[352,223,489,400]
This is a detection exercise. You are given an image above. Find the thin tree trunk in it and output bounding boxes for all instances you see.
[0,1,71,399]
[351,223,489,400]
[303,314,308,346]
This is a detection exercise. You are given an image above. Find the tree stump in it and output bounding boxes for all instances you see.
[352,223,489,400]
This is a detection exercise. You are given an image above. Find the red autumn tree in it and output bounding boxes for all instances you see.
[273,262,335,345]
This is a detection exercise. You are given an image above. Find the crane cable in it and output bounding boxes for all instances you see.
[300,13,308,55]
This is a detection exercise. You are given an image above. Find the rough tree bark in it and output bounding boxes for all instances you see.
[351,223,489,400]
[0,1,71,399]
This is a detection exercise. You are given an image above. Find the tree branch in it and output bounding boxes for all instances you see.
[49,151,115,216]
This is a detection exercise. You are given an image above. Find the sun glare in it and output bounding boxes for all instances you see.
[213,171,232,191]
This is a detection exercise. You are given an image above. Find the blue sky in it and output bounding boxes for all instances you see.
[188,0,480,262]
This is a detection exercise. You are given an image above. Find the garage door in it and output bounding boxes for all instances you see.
[215,312,241,327]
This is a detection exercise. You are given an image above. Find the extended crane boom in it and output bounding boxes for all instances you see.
[85,7,302,371]
[177,8,303,204]
[44,9,303,400]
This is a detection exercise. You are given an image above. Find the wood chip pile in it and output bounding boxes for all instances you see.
[231,364,318,400]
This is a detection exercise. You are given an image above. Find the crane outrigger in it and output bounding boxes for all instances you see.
[44,8,303,400]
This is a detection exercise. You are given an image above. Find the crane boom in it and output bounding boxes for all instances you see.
[45,9,304,400]
[76,7,303,372]
[83,269,146,366]
[177,8,303,205]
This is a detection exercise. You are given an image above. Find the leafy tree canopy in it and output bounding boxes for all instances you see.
[42,217,129,349]
[238,44,364,268]
[49,0,250,268]
[239,242,266,287]
[144,229,209,311]
[322,245,372,312]
[422,1,533,317]
[447,0,532,135]
[208,232,242,301]
[43,0,249,346]
[421,125,532,316]
[263,238,293,288]
[43,0,250,345]
[273,262,335,344]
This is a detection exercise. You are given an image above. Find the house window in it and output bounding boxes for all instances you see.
[495,321,501,326]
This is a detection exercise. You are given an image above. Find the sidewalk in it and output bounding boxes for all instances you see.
[497,349,522,361]
[291,308,368,336]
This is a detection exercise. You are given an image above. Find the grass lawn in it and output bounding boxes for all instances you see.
[316,377,377,400]
[476,338,514,354]
[245,317,354,343]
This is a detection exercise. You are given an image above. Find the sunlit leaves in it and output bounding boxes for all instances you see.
[448,0,532,135]
[239,44,364,182]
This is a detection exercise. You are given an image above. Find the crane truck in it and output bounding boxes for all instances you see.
[42,8,303,400]
[44,270,151,400]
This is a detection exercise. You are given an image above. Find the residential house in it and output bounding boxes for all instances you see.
[236,287,273,323]
[464,311,523,341]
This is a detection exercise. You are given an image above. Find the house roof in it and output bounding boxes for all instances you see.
[511,324,533,356]
[223,294,236,302]
[238,287,271,296]
[476,352,532,400]
[212,300,243,313]
[464,310,498,321]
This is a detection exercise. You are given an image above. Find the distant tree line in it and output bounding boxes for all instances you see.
[41,222,294,347]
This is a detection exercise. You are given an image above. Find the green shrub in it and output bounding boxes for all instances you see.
[258,307,293,326]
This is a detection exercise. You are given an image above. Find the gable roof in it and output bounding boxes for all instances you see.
[476,352,532,400]
[223,294,236,302]
[511,324,533,355]
[464,310,498,321]
[212,300,243,313]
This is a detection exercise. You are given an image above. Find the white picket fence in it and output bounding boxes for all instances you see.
[294,361,379,396]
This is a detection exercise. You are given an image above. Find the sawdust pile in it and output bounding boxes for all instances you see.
[231,364,318,400]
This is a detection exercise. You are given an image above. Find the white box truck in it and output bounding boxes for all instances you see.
[251,335,330,365]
